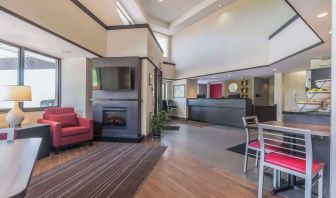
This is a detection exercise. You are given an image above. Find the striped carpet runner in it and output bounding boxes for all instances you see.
[26,143,166,198]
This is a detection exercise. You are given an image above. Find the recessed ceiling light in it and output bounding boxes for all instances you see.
[158,0,164,2]
[273,68,278,71]
[218,4,222,7]
[317,12,328,18]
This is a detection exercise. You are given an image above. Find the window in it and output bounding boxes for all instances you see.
[0,40,60,110]
[23,51,58,108]
[0,43,19,108]
[116,1,134,25]
[154,33,169,58]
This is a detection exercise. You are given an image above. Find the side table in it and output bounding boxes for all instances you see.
[15,124,50,160]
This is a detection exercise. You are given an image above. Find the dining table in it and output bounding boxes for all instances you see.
[0,138,41,198]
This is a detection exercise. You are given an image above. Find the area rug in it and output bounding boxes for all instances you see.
[226,143,256,158]
[26,143,166,198]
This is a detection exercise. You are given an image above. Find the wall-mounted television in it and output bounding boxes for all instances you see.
[92,66,134,90]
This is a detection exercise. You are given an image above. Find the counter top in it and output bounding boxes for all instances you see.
[260,121,330,137]
[283,111,330,117]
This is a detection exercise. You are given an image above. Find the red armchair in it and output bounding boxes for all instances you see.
[38,107,93,153]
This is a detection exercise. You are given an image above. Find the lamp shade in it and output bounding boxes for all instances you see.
[0,85,32,101]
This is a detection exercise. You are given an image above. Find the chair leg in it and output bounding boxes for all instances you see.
[255,151,259,167]
[277,171,281,188]
[243,145,249,174]
[305,177,312,198]
[273,169,277,188]
[318,169,323,198]
[258,163,265,198]
[55,148,60,154]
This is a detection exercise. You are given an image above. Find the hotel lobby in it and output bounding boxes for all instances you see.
[0,0,334,198]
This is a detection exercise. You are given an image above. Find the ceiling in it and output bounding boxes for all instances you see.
[0,11,98,59]
[138,0,204,23]
[78,0,123,26]
[172,0,331,82]
[137,0,237,35]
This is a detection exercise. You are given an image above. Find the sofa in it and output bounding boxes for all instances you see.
[38,107,93,153]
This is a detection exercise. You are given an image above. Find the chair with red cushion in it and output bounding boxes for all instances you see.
[38,107,93,153]
[242,116,281,174]
[257,123,324,198]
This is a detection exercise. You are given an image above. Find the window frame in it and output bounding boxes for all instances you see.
[154,32,169,58]
[0,39,61,112]
[116,1,134,25]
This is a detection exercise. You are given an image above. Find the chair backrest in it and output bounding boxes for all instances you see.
[0,128,15,143]
[258,123,313,176]
[43,107,75,119]
[242,116,259,143]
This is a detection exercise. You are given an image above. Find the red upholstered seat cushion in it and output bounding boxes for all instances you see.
[49,113,78,128]
[248,140,280,152]
[265,153,324,175]
[61,126,90,137]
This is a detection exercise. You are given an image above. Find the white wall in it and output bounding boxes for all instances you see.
[171,79,198,118]
[161,63,176,79]
[106,28,148,57]
[274,73,284,121]
[283,71,306,111]
[141,60,154,135]
[269,18,321,63]
[61,57,92,118]
[269,78,275,105]
[171,0,295,79]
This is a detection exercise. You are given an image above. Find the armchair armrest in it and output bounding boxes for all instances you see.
[78,118,94,139]
[38,119,62,146]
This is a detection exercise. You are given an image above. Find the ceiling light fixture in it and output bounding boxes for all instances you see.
[218,4,222,7]
[273,68,278,71]
[317,12,328,18]
[158,0,164,2]
[329,31,332,34]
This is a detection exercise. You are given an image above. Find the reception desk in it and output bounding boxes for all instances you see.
[188,98,252,128]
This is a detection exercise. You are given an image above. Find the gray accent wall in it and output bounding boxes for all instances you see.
[253,78,269,106]
[198,84,207,97]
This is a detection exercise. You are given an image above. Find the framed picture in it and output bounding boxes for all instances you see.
[241,80,248,86]
[241,87,248,93]
[173,85,185,98]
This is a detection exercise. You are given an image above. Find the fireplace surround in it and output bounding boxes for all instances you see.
[92,57,143,143]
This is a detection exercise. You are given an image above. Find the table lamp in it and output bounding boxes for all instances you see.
[0,85,32,127]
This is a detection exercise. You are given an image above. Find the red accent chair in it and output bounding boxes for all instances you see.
[38,107,93,153]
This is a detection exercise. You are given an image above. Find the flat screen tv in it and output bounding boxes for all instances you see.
[92,66,134,90]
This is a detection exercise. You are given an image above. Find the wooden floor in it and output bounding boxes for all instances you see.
[33,142,281,198]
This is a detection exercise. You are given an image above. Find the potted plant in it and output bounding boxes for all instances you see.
[149,111,172,139]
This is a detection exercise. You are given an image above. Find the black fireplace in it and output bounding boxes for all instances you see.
[92,57,143,143]
[103,107,127,130]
